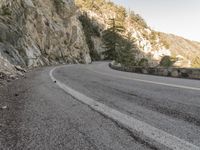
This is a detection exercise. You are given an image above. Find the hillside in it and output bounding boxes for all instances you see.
[76,0,200,68]
[159,33,200,67]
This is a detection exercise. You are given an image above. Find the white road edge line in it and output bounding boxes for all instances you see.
[89,69,200,91]
[50,67,200,150]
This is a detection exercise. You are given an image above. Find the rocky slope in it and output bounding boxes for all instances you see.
[0,0,91,77]
[159,33,200,67]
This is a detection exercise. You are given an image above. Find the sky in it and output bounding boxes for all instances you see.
[111,0,200,42]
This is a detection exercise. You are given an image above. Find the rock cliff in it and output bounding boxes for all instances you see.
[0,0,91,76]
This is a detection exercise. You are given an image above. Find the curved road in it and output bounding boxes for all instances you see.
[1,62,200,150]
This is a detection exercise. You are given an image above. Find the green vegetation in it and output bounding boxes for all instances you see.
[76,0,143,66]
[192,56,200,68]
[54,0,65,6]
[129,11,148,28]
[117,36,137,67]
[102,18,137,66]
[102,18,124,60]
[84,0,138,66]
[0,37,3,43]
[76,0,125,15]
[160,56,176,67]
[138,58,149,67]
[54,0,65,15]
[76,0,127,27]
[1,5,12,16]
[79,13,101,60]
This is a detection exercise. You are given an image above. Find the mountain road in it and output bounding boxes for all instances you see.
[1,62,200,150]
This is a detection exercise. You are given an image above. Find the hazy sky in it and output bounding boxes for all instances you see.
[112,0,200,42]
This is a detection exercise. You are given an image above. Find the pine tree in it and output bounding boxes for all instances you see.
[117,33,137,66]
[102,18,124,60]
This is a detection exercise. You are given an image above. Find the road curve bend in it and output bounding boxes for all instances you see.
[50,62,200,150]
[1,62,200,150]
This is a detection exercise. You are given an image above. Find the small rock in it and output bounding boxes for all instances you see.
[15,66,26,73]
[17,71,24,76]
[163,69,169,76]
[1,106,8,109]
[7,79,11,82]
[116,63,122,67]
[111,60,116,65]
[142,69,148,74]
[171,70,179,77]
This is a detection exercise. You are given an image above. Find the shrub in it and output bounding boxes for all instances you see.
[138,58,148,67]
[129,11,148,28]
[1,5,11,16]
[54,0,65,15]
[160,56,176,67]
[0,37,3,43]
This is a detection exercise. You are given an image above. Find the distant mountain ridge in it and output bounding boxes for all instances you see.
[159,33,200,67]
[159,33,200,59]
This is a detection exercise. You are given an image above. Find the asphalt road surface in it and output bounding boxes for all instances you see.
[0,62,200,150]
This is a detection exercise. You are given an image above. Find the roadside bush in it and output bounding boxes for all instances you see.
[160,56,176,67]
[138,58,149,67]
[1,5,11,16]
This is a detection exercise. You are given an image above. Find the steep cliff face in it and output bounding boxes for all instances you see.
[0,0,91,75]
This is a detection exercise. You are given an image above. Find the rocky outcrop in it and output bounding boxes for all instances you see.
[0,0,91,75]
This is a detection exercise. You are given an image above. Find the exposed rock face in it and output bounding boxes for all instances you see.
[0,0,91,75]
[91,36,105,59]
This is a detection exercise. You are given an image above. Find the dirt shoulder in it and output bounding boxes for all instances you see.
[0,67,44,149]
